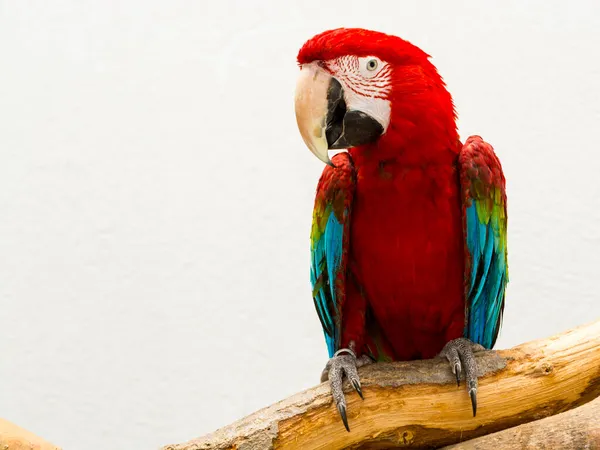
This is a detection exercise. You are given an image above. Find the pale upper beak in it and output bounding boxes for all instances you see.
[294,63,334,165]
[294,62,384,166]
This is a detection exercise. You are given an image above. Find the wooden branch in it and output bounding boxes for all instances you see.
[162,320,600,450]
[0,419,62,450]
[441,395,600,449]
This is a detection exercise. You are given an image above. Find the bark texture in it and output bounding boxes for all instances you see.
[163,320,600,450]
[442,395,600,449]
[0,419,61,450]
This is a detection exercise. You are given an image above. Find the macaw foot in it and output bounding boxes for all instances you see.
[439,338,486,416]
[320,347,372,432]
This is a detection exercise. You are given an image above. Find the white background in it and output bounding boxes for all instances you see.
[1,1,599,449]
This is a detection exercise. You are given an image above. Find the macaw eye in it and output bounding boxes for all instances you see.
[357,56,385,79]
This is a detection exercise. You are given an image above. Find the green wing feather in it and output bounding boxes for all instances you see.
[459,136,508,349]
[310,153,355,357]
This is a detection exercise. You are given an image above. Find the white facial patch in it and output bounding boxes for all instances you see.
[344,88,392,132]
[327,55,393,133]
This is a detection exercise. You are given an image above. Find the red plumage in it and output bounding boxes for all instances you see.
[305,29,506,362]
[347,147,466,360]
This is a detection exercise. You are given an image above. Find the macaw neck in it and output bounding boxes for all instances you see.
[349,101,461,167]
[350,86,460,169]
[349,117,460,169]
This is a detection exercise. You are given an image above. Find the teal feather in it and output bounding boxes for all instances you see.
[311,209,345,357]
[460,136,508,350]
[309,153,355,358]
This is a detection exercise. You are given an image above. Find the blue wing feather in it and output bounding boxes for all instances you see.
[466,204,507,348]
[313,210,344,357]
[325,212,343,308]
[309,153,355,358]
[460,136,508,349]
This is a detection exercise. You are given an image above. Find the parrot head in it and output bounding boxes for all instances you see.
[295,28,456,165]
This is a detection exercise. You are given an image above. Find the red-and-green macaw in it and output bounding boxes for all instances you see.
[294,28,508,431]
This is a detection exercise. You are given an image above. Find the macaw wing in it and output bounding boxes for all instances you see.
[459,136,508,349]
[310,152,356,357]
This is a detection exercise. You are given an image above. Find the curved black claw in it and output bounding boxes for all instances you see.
[321,350,371,432]
[337,403,349,432]
[470,388,477,416]
[440,338,484,417]
[454,362,461,387]
[351,378,364,400]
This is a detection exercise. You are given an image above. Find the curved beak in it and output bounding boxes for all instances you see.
[294,63,384,166]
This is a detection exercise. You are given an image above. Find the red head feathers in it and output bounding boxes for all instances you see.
[296,28,458,163]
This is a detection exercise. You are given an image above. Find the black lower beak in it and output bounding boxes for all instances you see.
[325,78,384,149]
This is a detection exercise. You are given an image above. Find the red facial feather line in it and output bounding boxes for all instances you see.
[325,55,392,100]
[335,76,388,100]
